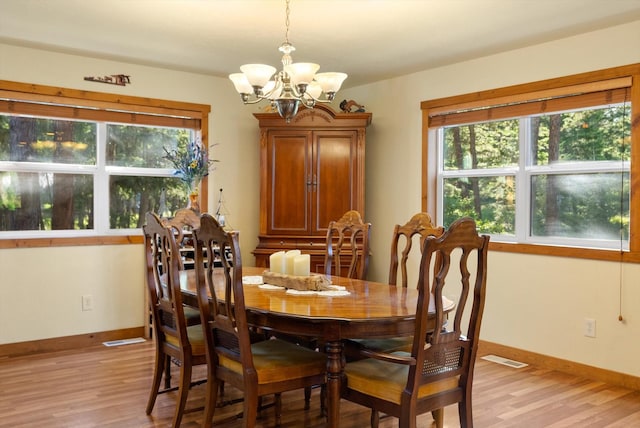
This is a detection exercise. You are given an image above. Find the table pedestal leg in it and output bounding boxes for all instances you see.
[325,339,343,428]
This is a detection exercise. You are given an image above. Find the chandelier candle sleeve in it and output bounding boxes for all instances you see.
[269,251,286,274]
[284,249,301,275]
[293,254,310,276]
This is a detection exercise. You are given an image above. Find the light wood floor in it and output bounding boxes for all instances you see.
[1,340,640,427]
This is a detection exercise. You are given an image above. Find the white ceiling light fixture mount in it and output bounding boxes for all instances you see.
[229,0,347,123]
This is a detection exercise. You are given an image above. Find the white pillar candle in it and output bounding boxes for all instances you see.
[284,249,301,275]
[269,251,286,274]
[293,254,311,276]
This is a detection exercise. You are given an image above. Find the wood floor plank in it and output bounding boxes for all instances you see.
[1,340,640,427]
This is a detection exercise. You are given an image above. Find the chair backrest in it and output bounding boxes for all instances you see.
[162,208,202,270]
[193,214,256,376]
[324,210,371,279]
[143,211,191,352]
[163,208,201,243]
[388,212,444,287]
[410,217,489,400]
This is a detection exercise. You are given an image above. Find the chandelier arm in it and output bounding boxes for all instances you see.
[241,96,267,105]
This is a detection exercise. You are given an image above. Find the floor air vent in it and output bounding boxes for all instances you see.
[481,354,528,368]
[102,337,146,347]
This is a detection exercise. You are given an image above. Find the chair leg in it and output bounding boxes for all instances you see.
[243,390,259,428]
[146,348,165,414]
[275,393,282,426]
[202,369,219,428]
[432,408,444,428]
[370,409,379,428]
[320,385,326,417]
[459,399,472,428]
[164,354,172,389]
[304,386,311,410]
[171,359,192,428]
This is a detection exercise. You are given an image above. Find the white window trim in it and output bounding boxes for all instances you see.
[435,114,630,251]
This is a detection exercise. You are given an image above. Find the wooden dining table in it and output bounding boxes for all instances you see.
[179,266,449,428]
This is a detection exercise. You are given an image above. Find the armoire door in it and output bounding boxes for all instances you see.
[266,129,312,235]
[311,130,359,235]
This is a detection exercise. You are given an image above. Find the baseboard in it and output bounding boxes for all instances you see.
[479,340,640,391]
[0,327,145,358]
[4,333,639,392]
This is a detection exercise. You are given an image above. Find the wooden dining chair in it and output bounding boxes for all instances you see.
[341,217,490,428]
[345,212,445,358]
[143,212,207,428]
[324,210,371,280]
[388,212,445,288]
[193,213,327,428]
[162,207,202,270]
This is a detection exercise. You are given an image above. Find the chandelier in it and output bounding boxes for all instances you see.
[229,0,347,123]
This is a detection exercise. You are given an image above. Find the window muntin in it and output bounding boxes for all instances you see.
[437,103,630,250]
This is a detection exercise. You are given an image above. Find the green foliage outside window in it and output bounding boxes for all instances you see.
[441,104,630,245]
[0,114,198,232]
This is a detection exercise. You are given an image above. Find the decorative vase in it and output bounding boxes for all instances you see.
[186,185,200,213]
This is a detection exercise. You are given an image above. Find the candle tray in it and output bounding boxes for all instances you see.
[262,271,332,291]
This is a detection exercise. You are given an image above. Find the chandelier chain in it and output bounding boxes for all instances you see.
[284,0,291,44]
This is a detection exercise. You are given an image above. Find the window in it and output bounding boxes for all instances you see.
[422,64,640,261]
[0,81,210,244]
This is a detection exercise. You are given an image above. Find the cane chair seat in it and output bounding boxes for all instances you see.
[344,351,460,403]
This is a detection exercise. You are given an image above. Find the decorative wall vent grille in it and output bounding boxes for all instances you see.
[102,337,146,347]
[481,354,528,368]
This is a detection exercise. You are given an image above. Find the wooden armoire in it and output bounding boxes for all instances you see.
[252,104,372,273]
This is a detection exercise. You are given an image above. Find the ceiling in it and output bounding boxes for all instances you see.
[3,0,640,89]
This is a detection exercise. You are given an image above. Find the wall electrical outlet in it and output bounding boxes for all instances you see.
[82,294,93,311]
[584,318,596,338]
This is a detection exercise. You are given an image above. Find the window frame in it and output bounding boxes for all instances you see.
[0,80,211,248]
[421,64,640,262]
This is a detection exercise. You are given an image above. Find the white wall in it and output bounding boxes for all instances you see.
[2,19,640,378]
[339,20,640,377]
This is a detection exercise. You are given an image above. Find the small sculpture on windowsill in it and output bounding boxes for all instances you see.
[215,188,231,229]
[340,99,366,113]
